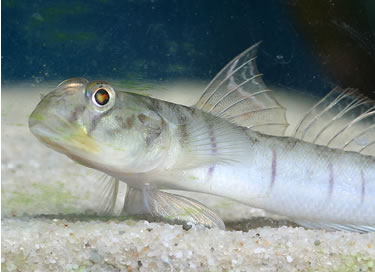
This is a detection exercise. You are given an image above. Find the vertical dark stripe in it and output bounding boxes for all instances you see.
[68,105,86,122]
[206,121,217,179]
[208,165,215,178]
[208,123,217,152]
[115,114,135,129]
[361,170,366,204]
[137,113,165,147]
[178,124,189,146]
[269,150,277,190]
[328,162,334,198]
[87,107,115,136]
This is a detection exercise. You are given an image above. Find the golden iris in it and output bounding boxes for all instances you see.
[94,89,110,106]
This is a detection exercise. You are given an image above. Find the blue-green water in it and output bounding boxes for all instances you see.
[3,0,375,97]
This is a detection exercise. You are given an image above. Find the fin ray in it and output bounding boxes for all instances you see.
[195,42,288,136]
[208,74,264,113]
[215,89,271,116]
[122,186,225,229]
[97,175,120,215]
[293,87,375,156]
[294,220,375,233]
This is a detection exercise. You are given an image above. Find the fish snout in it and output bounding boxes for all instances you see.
[28,102,59,142]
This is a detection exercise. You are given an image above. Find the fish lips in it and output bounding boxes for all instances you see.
[29,110,71,153]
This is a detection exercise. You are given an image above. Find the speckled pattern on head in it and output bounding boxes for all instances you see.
[29,42,375,232]
[29,78,174,175]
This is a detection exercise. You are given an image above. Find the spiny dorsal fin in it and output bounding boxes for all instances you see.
[292,87,375,156]
[195,42,288,136]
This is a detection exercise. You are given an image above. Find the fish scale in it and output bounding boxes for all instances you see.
[161,122,375,226]
[29,43,375,232]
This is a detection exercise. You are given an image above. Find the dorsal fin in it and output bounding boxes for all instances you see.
[292,87,375,156]
[195,42,288,136]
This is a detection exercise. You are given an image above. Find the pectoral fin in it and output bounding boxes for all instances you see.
[121,185,225,230]
[96,174,120,216]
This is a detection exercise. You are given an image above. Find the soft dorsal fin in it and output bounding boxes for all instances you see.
[292,87,375,156]
[195,42,288,136]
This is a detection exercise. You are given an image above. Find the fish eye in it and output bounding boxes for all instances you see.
[86,81,116,111]
[93,88,110,106]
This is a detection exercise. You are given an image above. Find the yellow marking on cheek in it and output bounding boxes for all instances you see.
[112,146,127,152]
[30,113,45,121]
[188,175,199,181]
[80,125,88,135]
[66,127,100,153]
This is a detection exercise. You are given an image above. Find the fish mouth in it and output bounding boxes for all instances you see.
[29,120,71,155]
[29,109,100,155]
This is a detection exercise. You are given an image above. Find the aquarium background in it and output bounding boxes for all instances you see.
[3,2,375,270]
[3,0,375,96]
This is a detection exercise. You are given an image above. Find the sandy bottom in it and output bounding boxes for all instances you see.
[2,81,375,271]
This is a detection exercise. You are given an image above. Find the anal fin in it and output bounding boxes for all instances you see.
[294,219,375,233]
[121,185,225,230]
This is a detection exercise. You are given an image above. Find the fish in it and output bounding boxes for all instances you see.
[29,42,375,232]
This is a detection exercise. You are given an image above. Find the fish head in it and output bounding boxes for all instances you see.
[29,78,170,175]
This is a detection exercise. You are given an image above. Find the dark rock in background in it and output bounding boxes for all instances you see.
[288,0,375,98]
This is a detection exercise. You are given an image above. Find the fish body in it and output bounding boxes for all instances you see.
[29,44,375,232]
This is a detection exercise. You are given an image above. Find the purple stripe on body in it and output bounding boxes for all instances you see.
[269,150,277,190]
[361,170,366,204]
[207,122,217,179]
[208,165,215,178]
[328,162,334,198]
[208,124,217,152]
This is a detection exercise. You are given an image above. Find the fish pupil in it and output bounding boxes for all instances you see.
[95,89,110,106]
